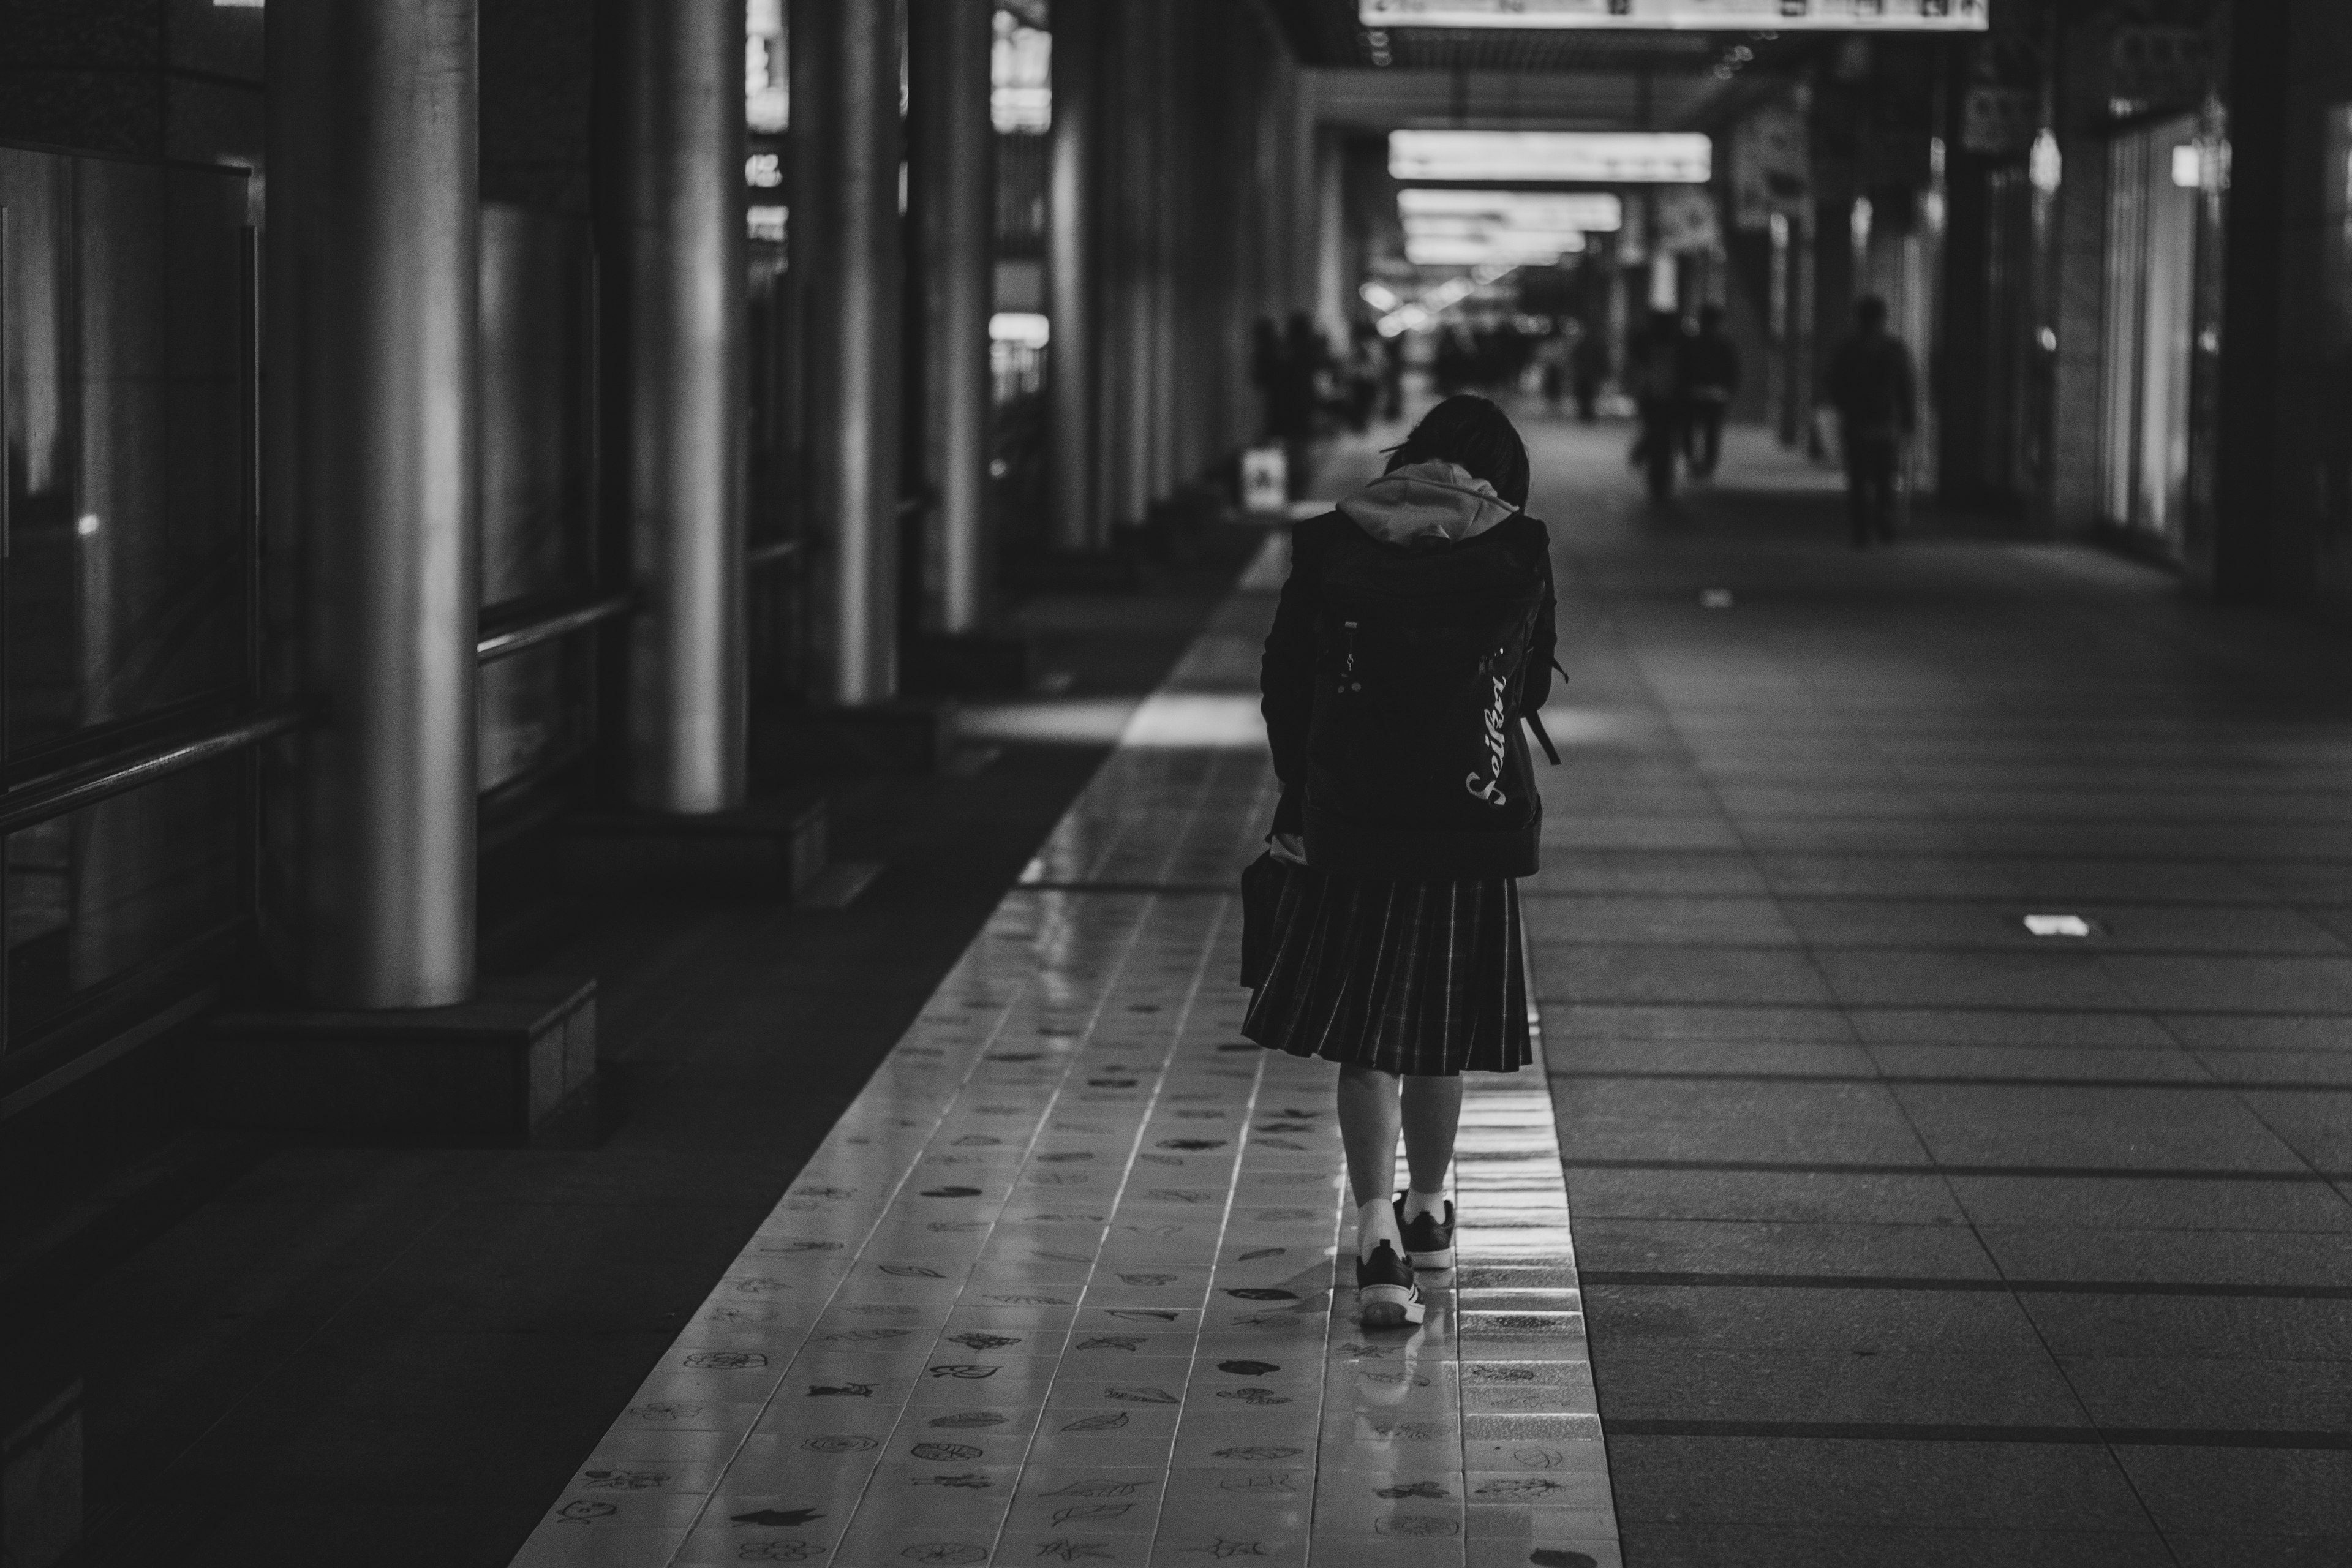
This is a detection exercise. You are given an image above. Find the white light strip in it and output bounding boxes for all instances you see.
[1362,0,1987,30]
[1400,188,1624,232]
[1392,130,1711,184]
[990,311,1050,347]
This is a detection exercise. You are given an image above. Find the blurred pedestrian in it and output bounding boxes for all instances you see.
[1825,295,1917,548]
[1679,303,1740,480]
[1378,331,1405,423]
[1570,326,1607,423]
[1250,317,1284,440]
[1627,310,1686,500]
[1275,312,1329,495]
[1536,322,1574,414]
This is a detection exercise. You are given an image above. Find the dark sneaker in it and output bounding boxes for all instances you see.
[1393,1195,1455,1272]
[1354,1239,1426,1328]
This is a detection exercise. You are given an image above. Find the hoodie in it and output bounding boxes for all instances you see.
[1335,459,1518,546]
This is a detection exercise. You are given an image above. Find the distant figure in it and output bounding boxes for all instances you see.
[1343,323,1384,432]
[1679,303,1741,480]
[1273,312,1327,441]
[1378,332,1404,422]
[1250,317,1284,440]
[1627,310,1686,500]
[1536,322,1574,413]
[1275,312,1329,494]
[1825,295,1918,548]
[1569,326,1607,423]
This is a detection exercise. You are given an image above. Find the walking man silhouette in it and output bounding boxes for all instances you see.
[1825,295,1917,548]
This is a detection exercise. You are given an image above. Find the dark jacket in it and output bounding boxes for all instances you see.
[1826,330,1917,439]
[1261,497,1558,881]
[1680,330,1741,398]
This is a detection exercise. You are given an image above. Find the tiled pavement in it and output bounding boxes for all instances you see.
[506,542,1616,1567]
[1529,422,2352,1565]
[510,412,2352,1567]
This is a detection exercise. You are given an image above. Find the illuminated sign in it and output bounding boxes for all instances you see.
[1399,190,1611,266]
[1398,189,1624,232]
[1391,131,1710,184]
[1362,0,1987,29]
[1406,235,1585,265]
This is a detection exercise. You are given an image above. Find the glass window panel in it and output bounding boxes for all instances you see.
[4,758,244,1050]
[0,150,251,761]
[479,638,595,794]
[480,205,595,611]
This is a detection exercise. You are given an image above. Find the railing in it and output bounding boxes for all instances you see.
[476,535,814,665]
[476,594,633,663]
[0,704,309,838]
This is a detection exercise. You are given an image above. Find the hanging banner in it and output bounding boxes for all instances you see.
[1653,186,1722,254]
[1361,0,1988,30]
[1728,102,1809,231]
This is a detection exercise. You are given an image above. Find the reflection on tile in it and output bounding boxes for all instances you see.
[505,587,1615,1565]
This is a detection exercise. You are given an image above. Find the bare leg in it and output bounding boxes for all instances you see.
[1337,1063,1401,1208]
[1400,1074,1463,1198]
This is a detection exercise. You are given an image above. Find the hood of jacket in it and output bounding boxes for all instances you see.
[1336,460,1518,546]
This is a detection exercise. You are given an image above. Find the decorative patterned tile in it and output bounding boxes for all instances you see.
[506,576,1613,1566]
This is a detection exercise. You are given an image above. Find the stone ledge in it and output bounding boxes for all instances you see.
[563,792,827,899]
[202,974,597,1147]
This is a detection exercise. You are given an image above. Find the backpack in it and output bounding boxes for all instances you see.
[1302,517,1551,879]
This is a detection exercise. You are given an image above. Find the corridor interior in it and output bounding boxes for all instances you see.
[504,411,2352,1566]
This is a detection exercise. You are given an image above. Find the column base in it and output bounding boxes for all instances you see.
[756,698,959,778]
[202,975,597,1147]
[902,631,1032,697]
[563,793,828,899]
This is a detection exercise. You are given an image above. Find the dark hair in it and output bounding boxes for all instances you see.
[1856,294,1890,327]
[1382,394,1530,510]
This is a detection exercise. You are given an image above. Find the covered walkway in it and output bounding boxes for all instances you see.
[507,412,2352,1566]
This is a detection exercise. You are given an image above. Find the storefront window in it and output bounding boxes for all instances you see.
[2098,115,2201,550]
[0,146,256,1060]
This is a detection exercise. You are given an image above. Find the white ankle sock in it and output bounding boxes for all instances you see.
[1357,1197,1403,1261]
[1403,1188,1447,1222]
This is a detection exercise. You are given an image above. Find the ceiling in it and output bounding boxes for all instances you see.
[1264,0,1823,134]
[1264,0,1822,76]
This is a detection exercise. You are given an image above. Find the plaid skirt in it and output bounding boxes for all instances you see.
[1240,858,1531,1076]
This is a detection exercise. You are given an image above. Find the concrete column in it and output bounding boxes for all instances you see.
[605,0,747,810]
[2212,0,2292,601]
[266,0,480,1009]
[1046,0,1097,551]
[1112,0,1159,530]
[908,0,998,634]
[794,0,904,701]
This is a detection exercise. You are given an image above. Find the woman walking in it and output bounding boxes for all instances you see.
[1242,394,1558,1327]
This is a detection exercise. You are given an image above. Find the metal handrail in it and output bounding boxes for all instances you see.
[476,593,633,663]
[0,704,310,837]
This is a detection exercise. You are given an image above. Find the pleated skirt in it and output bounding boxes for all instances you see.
[1240,859,1531,1076]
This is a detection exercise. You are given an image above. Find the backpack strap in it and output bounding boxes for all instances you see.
[1525,710,1562,766]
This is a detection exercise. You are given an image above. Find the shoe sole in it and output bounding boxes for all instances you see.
[1408,1246,1454,1272]
[1357,1284,1426,1327]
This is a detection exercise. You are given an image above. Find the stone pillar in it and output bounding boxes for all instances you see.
[794,0,905,701]
[266,0,480,1008]
[1046,0,1098,550]
[908,0,998,634]
[605,0,747,809]
[2212,0,2293,601]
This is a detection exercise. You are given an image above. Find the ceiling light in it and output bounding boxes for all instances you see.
[2022,914,2095,938]
[1391,131,1711,184]
[1359,0,1986,31]
[1398,189,1623,231]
